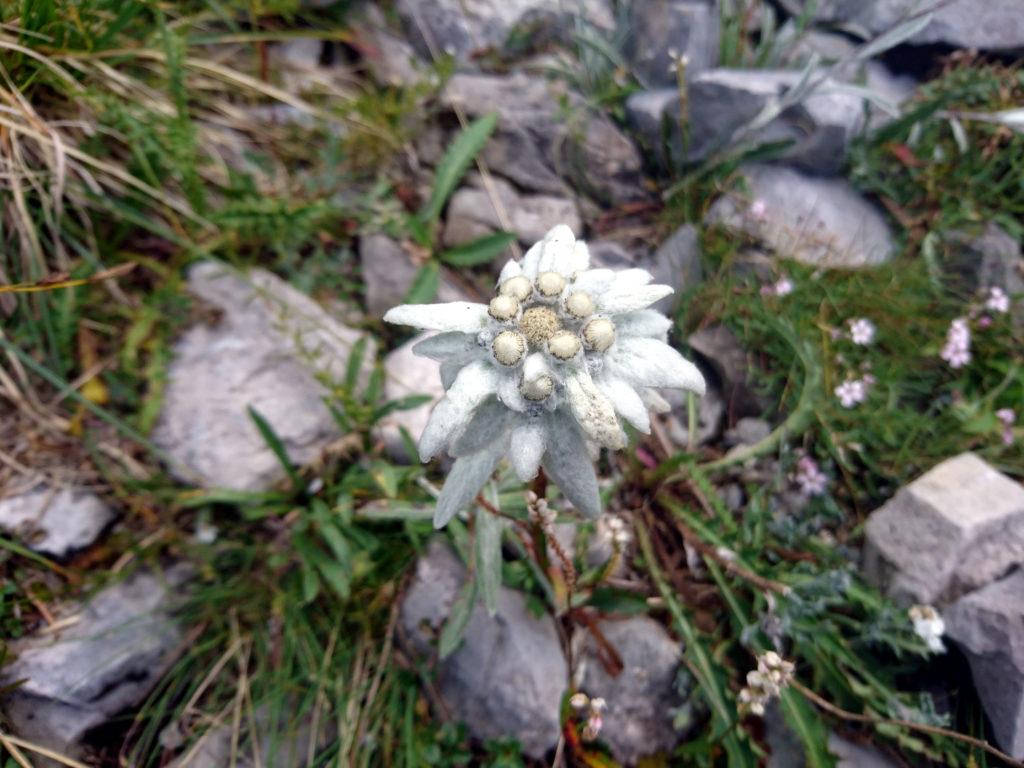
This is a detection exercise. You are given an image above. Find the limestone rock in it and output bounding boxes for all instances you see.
[624,0,719,88]
[399,539,566,759]
[707,164,895,269]
[360,233,465,318]
[946,569,1024,759]
[351,4,430,88]
[441,175,581,249]
[579,616,697,763]
[687,324,766,419]
[780,0,1024,52]
[649,224,703,313]
[0,485,114,559]
[378,333,445,461]
[153,262,375,491]
[1,565,191,760]
[864,453,1024,605]
[625,88,683,167]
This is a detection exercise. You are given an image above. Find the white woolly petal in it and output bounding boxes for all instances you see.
[598,378,651,433]
[606,338,706,395]
[614,310,672,340]
[521,241,543,280]
[509,420,546,481]
[572,269,616,294]
[440,356,475,389]
[522,351,551,382]
[497,258,522,284]
[569,240,591,274]
[497,372,529,412]
[565,368,626,450]
[596,284,674,315]
[384,302,490,333]
[412,331,476,360]
[641,388,672,414]
[434,446,503,529]
[419,360,499,461]
[613,268,654,289]
[538,225,577,276]
[451,399,512,457]
[542,412,601,519]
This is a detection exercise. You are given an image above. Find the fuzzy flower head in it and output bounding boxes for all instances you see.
[384,226,706,528]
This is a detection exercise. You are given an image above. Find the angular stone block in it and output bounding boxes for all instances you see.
[864,453,1024,605]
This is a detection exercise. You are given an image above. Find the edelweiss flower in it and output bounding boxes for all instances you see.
[384,225,705,527]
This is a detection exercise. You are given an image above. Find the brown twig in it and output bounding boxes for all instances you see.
[791,679,1024,768]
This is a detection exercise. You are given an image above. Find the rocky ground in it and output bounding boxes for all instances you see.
[1,1,1023,766]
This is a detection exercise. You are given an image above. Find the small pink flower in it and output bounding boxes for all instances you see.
[749,198,768,223]
[985,287,1010,314]
[997,408,1016,446]
[940,318,971,369]
[835,379,867,408]
[770,276,794,297]
[794,455,828,496]
[978,315,993,328]
[848,318,876,346]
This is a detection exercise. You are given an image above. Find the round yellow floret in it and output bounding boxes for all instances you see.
[520,306,561,346]
[536,271,567,298]
[492,330,527,366]
[564,292,595,319]
[583,318,616,352]
[488,295,519,321]
[521,374,554,401]
[548,330,582,361]
[499,275,533,302]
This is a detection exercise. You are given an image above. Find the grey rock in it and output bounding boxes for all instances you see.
[946,569,1024,759]
[0,485,114,559]
[441,72,644,203]
[442,175,581,249]
[766,700,902,767]
[625,88,683,166]
[864,453,1024,605]
[360,233,465,318]
[687,69,867,174]
[707,164,895,268]
[351,5,431,88]
[378,333,445,462]
[1,565,191,760]
[650,224,703,313]
[781,0,1024,52]
[396,0,613,64]
[687,324,765,418]
[828,733,903,767]
[399,539,566,758]
[624,0,719,88]
[153,263,375,491]
[942,223,1024,322]
[588,239,635,270]
[725,417,772,447]
[663,379,725,447]
[579,617,694,763]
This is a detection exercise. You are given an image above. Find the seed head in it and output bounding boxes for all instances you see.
[492,330,527,366]
[565,291,595,319]
[521,373,554,401]
[499,275,533,302]
[488,294,519,321]
[520,306,561,346]
[548,330,581,361]
[536,271,567,298]
[583,317,615,352]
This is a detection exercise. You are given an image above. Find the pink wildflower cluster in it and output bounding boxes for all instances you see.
[939,317,971,369]
[793,455,828,496]
[761,275,793,297]
[847,318,876,346]
[834,373,875,408]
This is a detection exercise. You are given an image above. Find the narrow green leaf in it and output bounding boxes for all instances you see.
[476,484,503,617]
[404,262,440,305]
[439,579,478,659]
[419,113,498,225]
[780,689,837,768]
[439,231,516,267]
[300,561,321,604]
[344,337,369,392]
[247,406,302,491]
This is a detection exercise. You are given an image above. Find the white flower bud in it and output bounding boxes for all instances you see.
[492,330,527,366]
[536,271,566,298]
[583,317,615,352]
[521,373,554,401]
[548,330,581,361]
[499,275,532,302]
[488,294,519,321]
[564,291,595,319]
